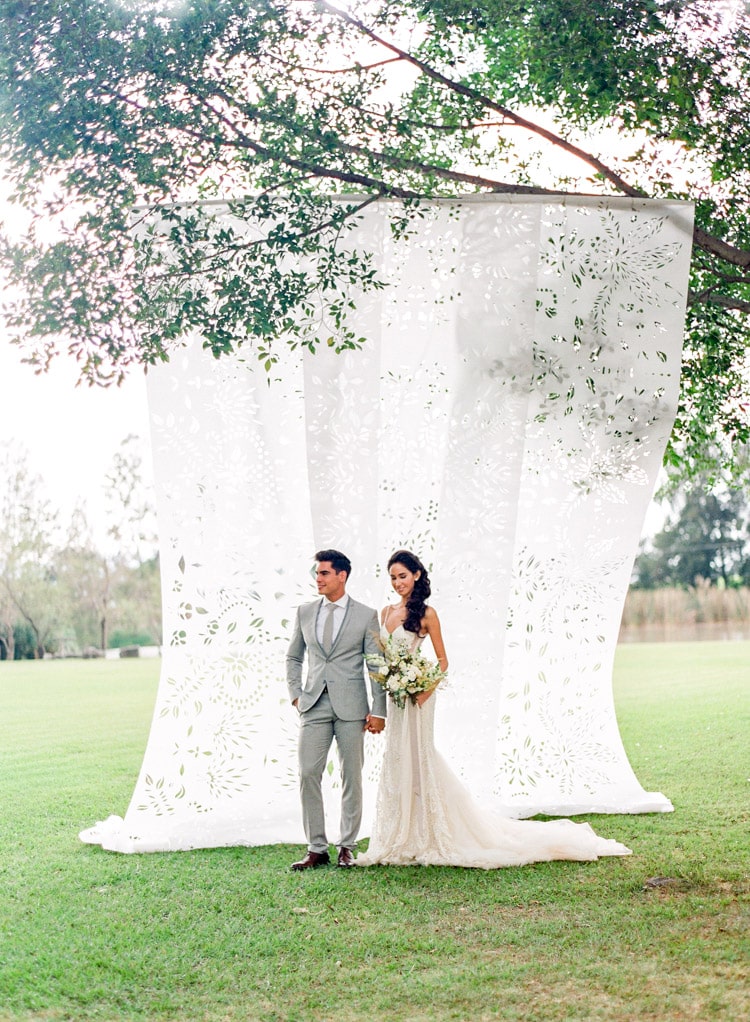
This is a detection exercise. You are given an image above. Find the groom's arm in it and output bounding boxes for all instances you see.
[286,608,306,706]
[363,609,387,723]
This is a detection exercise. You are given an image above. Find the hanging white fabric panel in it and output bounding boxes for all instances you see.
[81,195,693,852]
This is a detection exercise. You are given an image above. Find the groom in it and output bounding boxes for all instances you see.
[286,549,386,870]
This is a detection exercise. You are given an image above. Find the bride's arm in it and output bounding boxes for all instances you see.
[415,606,448,706]
[424,606,448,673]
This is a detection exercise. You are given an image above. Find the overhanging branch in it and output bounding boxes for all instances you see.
[318,0,750,272]
[318,1,646,196]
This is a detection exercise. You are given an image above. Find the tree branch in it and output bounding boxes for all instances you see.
[692,226,750,269]
[689,292,750,313]
[167,78,565,197]
[143,194,384,283]
[111,86,417,198]
[318,0,750,270]
[318,1,647,196]
[116,44,750,274]
[335,137,555,193]
[266,52,404,75]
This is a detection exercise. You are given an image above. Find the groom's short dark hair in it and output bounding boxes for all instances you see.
[315,549,352,578]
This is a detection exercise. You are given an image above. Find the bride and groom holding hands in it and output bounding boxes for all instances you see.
[286,548,632,872]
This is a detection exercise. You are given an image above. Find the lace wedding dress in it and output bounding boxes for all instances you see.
[356,624,632,869]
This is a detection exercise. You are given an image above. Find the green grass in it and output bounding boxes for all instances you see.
[1,646,748,1022]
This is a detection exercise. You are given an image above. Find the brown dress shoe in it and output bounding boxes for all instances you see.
[291,850,330,871]
[337,847,355,868]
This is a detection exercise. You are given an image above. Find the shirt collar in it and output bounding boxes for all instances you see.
[323,593,349,610]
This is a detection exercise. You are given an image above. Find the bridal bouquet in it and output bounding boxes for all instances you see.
[367,634,444,709]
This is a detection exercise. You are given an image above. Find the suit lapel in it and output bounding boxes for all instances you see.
[329,597,353,653]
[309,598,326,654]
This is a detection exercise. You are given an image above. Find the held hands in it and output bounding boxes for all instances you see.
[364,714,385,734]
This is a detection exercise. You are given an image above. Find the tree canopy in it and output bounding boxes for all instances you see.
[1,0,749,481]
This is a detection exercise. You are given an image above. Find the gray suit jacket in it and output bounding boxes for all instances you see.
[286,597,386,720]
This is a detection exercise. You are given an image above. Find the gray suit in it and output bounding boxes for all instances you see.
[287,597,385,852]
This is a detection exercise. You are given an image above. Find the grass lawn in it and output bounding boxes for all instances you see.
[1,645,748,1022]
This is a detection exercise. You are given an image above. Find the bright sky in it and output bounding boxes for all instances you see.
[0,339,152,540]
[0,176,153,542]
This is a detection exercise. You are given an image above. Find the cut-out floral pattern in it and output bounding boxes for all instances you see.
[80,197,691,851]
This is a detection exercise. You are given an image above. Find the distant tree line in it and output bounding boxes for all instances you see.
[0,436,161,660]
[633,474,750,590]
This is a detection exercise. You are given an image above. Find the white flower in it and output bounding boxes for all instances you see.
[367,633,445,708]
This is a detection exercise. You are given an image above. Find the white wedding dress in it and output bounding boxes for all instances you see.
[356,624,632,869]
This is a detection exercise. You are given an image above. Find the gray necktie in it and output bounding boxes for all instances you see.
[322,604,336,652]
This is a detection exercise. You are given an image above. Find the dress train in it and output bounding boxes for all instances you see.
[357,626,631,869]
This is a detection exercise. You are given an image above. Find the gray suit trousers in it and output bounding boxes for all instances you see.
[298,690,365,852]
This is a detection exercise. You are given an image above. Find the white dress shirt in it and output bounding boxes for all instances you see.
[315,593,349,646]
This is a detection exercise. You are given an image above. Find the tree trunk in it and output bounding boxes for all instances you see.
[30,622,43,658]
[0,632,12,660]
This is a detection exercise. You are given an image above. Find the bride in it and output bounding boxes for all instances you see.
[356,550,632,868]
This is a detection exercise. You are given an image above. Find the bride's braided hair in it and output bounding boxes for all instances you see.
[388,549,431,635]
